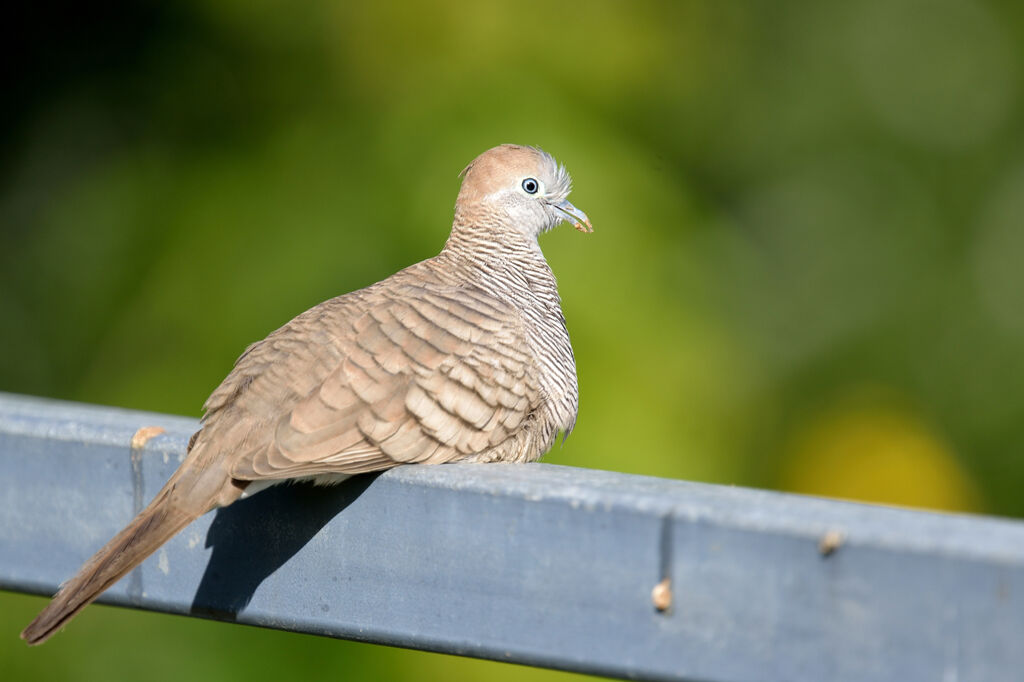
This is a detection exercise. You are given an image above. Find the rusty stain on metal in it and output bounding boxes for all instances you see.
[652,578,672,612]
[819,529,845,556]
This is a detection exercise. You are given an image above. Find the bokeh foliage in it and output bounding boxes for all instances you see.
[2,0,1022,679]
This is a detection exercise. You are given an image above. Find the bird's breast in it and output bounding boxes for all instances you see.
[513,271,580,449]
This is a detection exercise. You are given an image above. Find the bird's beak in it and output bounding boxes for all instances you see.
[550,199,593,233]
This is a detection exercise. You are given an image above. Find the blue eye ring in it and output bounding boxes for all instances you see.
[522,178,539,194]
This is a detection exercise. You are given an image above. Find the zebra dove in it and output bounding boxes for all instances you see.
[22,144,591,644]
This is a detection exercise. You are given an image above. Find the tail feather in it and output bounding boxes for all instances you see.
[20,487,200,645]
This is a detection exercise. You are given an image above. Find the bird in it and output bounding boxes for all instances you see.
[21,143,592,645]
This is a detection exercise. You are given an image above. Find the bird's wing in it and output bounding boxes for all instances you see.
[217,284,539,480]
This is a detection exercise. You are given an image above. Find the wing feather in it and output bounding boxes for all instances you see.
[220,281,539,481]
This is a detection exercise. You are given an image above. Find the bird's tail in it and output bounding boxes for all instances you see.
[20,484,201,645]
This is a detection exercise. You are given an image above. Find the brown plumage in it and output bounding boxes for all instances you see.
[22,144,591,645]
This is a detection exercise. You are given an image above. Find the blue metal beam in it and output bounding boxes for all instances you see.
[1,392,1023,681]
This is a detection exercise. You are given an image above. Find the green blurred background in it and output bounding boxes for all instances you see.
[3,0,1023,679]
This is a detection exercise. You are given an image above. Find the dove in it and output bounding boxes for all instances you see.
[22,144,592,644]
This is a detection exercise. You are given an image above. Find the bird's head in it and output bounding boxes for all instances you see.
[454,144,592,240]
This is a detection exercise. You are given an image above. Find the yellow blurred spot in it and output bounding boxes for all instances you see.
[781,403,981,513]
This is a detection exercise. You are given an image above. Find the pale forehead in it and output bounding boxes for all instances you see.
[464,145,548,181]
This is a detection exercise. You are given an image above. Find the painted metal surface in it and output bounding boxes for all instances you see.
[1,392,1023,681]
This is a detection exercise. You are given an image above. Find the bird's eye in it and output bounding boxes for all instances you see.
[522,178,539,194]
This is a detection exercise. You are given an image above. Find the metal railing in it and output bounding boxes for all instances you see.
[1,391,1022,681]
